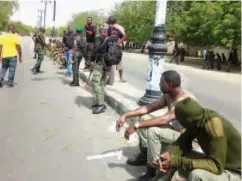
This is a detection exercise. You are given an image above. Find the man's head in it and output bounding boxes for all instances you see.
[175,97,205,130]
[75,26,83,33]
[39,27,45,33]
[8,25,16,34]
[107,16,117,25]
[87,17,92,25]
[68,25,73,33]
[99,23,109,34]
[160,70,181,94]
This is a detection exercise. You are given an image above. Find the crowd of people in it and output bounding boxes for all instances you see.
[32,16,126,114]
[0,16,241,181]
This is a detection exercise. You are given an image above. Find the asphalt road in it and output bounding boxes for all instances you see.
[0,38,145,181]
[121,53,241,128]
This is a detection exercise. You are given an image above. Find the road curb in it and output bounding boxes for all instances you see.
[80,72,141,124]
[79,70,168,125]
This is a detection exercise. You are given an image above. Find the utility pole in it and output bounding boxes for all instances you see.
[41,0,51,29]
[52,0,56,37]
[139,0,168,105]
[38,10,44,28]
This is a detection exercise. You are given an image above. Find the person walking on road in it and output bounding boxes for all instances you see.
[63,25,75,79]
[70,26,88,87]
[0,25,22,88]
[107,15,126,82]
[31,27,51,74]
[90,23,110,114]
[84,17,96,70]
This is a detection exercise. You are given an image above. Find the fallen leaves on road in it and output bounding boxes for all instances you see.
[45,135,54,140]
[44,128,58,133]
[44,128,58,140]
[60,144,71,151]
[86,137,93,141]
[40,101,51,106]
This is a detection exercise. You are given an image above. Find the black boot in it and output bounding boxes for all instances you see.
[0,79,3,88]
[92,105,107,114]
[137,166,156,181]
[31,68,38,74]
[69,81,79,86]
[126,147,147,166]
[92,104,99,108]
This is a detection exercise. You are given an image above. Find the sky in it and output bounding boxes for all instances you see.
[11,0,122,27]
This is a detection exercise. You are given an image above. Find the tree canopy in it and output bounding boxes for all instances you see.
[69,10,107,29]
[54,1,240,48]
[111,1,240,48]
[166,1,241,48]
[9,21,33,35]
[0,1,19,31]
[112,1,156,42]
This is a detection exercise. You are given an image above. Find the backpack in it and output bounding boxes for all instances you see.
[100,36,123,66]
[76,35,86,49]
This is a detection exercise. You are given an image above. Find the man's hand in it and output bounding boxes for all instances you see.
[89,61,96,67]
[19,57,23,63]
[87,31,93,35]
[124,125,136,140]
[116,115,126,132]
[155,152,171,172]
[48,46,52,52]
[0,57,2,62]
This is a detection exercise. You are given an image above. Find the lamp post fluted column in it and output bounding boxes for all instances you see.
[139,0,168,105]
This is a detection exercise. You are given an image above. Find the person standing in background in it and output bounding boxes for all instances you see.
[84,17,96,70]
[31,27,51,74]
[63,25,75,80]
[107,16,126,82]
[70,26,88,87]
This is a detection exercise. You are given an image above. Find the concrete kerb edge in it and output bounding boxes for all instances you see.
[79,72,139,124]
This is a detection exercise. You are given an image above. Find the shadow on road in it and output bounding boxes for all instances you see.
[101,147,146,180]
[56,71,66,76]
[31,77,56,81]
[106,87,138,102]
[75,95,94,110]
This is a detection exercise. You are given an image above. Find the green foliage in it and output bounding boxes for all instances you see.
[112,1,156,42]
[166,1,241,48]
[69,10,107,28]
[9,21,33,34]
[0,1,19,31]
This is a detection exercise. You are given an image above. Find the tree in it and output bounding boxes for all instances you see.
[0,1,19,31]
[112,1,156,42]
[69,10,107,29]
[9,21,34,35]
[165,1,241,48]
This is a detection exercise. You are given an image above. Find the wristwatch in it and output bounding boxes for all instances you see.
[134,122,140,129]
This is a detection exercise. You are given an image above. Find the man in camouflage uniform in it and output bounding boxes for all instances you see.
[90,24,109,114]
[70,26,88,87]
[31,27,51,74]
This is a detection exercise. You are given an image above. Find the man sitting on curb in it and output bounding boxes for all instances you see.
[154,97,241,181]
[116,70,199,181]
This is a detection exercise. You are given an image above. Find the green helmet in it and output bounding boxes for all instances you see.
[75,26,84,32]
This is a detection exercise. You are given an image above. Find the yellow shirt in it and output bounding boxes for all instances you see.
[0,33,20,58]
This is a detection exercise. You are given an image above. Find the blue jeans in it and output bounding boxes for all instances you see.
[65,49,72,76]
[0,56,17,85]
